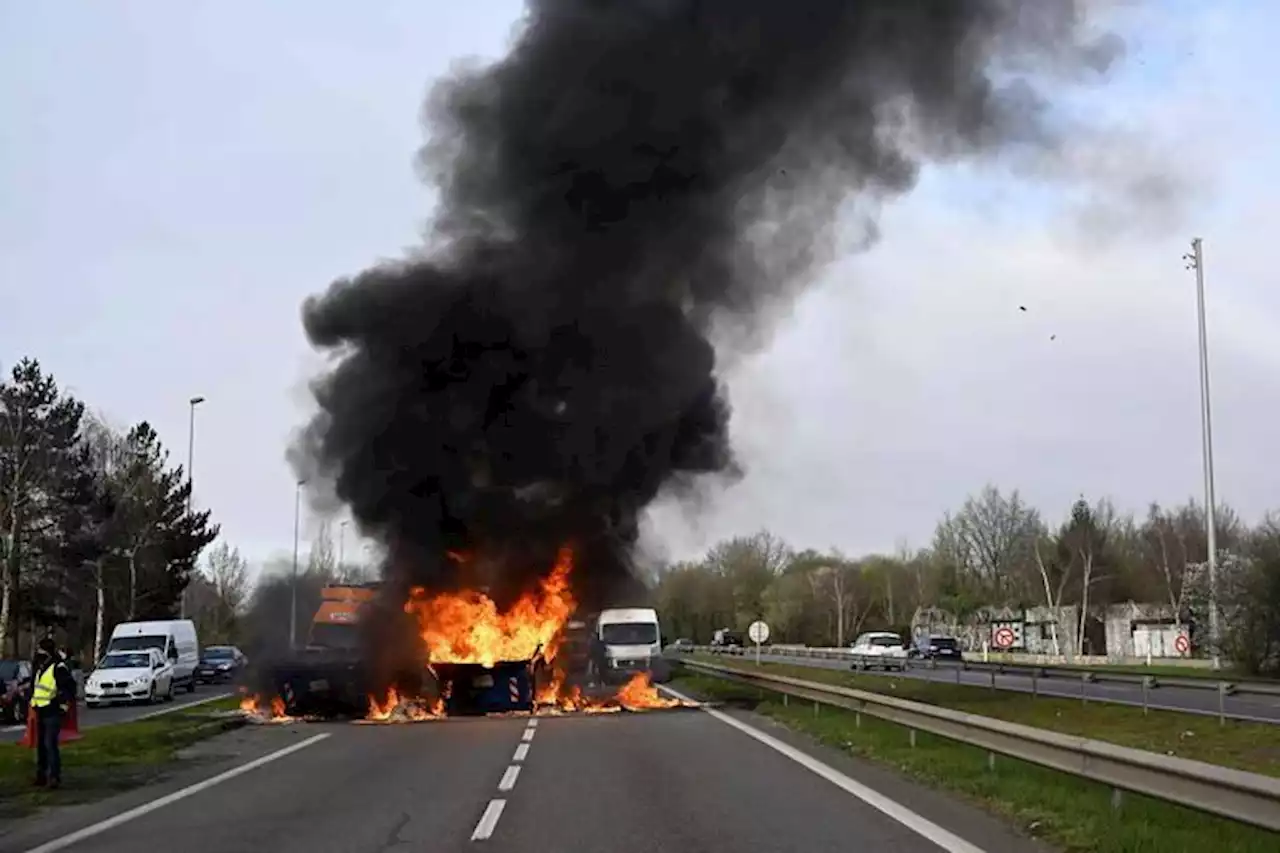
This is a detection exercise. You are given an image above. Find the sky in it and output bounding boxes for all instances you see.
[2,1,1278,577]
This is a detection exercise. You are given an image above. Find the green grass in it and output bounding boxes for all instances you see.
[688,654,1280,778]
[0,697,243,819]
[675,673,1280,853]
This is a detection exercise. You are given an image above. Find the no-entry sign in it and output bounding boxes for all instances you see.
[1175,633,1190,654]
[993,626,1016,649]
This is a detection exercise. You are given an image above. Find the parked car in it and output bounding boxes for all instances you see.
[195,645,248,683]
[849,632,909,671]
[910,635,964,662]
[84,648,175,706]
[0,659,33,723]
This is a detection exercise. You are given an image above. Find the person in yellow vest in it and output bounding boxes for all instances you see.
[31,637,76,789]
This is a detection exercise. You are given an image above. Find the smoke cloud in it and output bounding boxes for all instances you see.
[293,0,1138,610]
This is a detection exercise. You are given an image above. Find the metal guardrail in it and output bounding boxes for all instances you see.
[690,644,1280,698]
[680,657,1280,833]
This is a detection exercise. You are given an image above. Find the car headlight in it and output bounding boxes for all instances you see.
[131,675,151,685]
[217,662,232,670]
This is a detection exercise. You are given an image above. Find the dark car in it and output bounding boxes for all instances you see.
[1,659,33,723]
[912,635,964,662]
[195,646,247,683]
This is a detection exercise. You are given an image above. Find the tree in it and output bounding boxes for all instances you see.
[107,422,219,619]
[933,485,1042,606]
[195,541,250,644]
[0,360,85,655]
[703,531,791,628]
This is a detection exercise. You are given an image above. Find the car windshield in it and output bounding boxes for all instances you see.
[0,661,19,680]
[203,648,234,660]
[109,635,167,653]
[931,637,958,649]
[100,652,152,669]
[600,623,658,645]
[867,636,901,648]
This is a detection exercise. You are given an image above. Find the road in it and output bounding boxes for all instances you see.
[0,690,1049,853]
[728,651,1280,724]
[0,688,235,743]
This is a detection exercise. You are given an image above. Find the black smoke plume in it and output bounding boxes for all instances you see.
[293,1,1130,611]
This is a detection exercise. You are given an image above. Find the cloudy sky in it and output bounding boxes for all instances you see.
[2,1,1276,574]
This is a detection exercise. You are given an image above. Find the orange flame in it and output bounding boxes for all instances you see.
[406,547,576,668]
[365,686,444,722]
[615,672,681,710]
[239,693,294,721]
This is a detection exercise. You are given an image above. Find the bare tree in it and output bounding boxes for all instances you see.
[934,485,1041,604]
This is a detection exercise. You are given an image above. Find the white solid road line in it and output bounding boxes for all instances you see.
[130,692,235,722]
[498,765,521,792]
[470,799,506,841]
[520,727,535,742]
[660,684,989,853]
[21,733,332,853]
[513,743,530,762]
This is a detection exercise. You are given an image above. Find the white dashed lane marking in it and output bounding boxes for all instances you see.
[472,718,539,842]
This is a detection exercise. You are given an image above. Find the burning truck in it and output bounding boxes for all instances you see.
[252,548,682,720]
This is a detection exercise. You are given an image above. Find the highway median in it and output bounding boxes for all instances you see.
[683,653,1280,779]
[0,697,244,820]
[671,664,1280,852]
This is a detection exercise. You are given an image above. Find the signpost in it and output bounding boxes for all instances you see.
[748,620,770,666]
[993,626,1016,650]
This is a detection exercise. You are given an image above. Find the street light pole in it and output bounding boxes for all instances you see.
[290,479,306,650]
[339,520,348,574]
[181,395,205,619]
[1184,238,1220,670]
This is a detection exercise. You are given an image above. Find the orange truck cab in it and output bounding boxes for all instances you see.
[307,584,379,651]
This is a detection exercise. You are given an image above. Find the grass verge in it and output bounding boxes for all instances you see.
[688,654,1280,777]
[674,672,1280,853]
[0,697,244,820]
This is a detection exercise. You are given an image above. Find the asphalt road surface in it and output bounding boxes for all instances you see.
[0,690,1051,853]
[0,689,235,743]
[734,651,1280,724]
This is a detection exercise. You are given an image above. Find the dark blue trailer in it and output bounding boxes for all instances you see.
[433,659,537,715]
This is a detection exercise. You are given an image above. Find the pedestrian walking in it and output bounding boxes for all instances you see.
[31,636,76,789]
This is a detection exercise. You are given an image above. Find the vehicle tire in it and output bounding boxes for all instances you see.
[148,684,157,704]
[186,677,197,694]
[164,680,175,702]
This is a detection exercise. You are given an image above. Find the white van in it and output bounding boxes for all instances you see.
[107,620,200,693]
[594,607,666,684]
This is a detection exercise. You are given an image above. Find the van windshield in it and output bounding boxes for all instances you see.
[109,635,167,653]
[600,623,658,645]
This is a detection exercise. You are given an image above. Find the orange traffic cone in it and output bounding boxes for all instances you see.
[18,704,36,749]
[18,701,81,747]
[60,700,81,743]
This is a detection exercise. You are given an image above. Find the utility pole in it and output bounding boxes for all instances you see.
[181,395,205,619]
[1184,238,1220,670]
[339,520,348,577]
[290,479,306,650]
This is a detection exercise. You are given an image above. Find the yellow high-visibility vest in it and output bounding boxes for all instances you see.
[31,664,60,708]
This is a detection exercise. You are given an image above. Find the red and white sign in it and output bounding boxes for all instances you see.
[1174,633,1190,654]
[993,627,1016,649]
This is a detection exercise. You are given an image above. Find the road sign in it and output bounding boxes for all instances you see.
[993,627,1016,649]
[1175,633,1190,654]
[748,620,769,665]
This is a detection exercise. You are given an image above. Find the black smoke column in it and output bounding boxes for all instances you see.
[293,1,1130,609]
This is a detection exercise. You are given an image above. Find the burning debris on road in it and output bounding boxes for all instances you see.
[240,670,698,726]
[279,0,1145,715]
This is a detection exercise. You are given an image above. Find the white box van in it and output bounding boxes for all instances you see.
[594,607,667,684]
[107,620,200,693]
